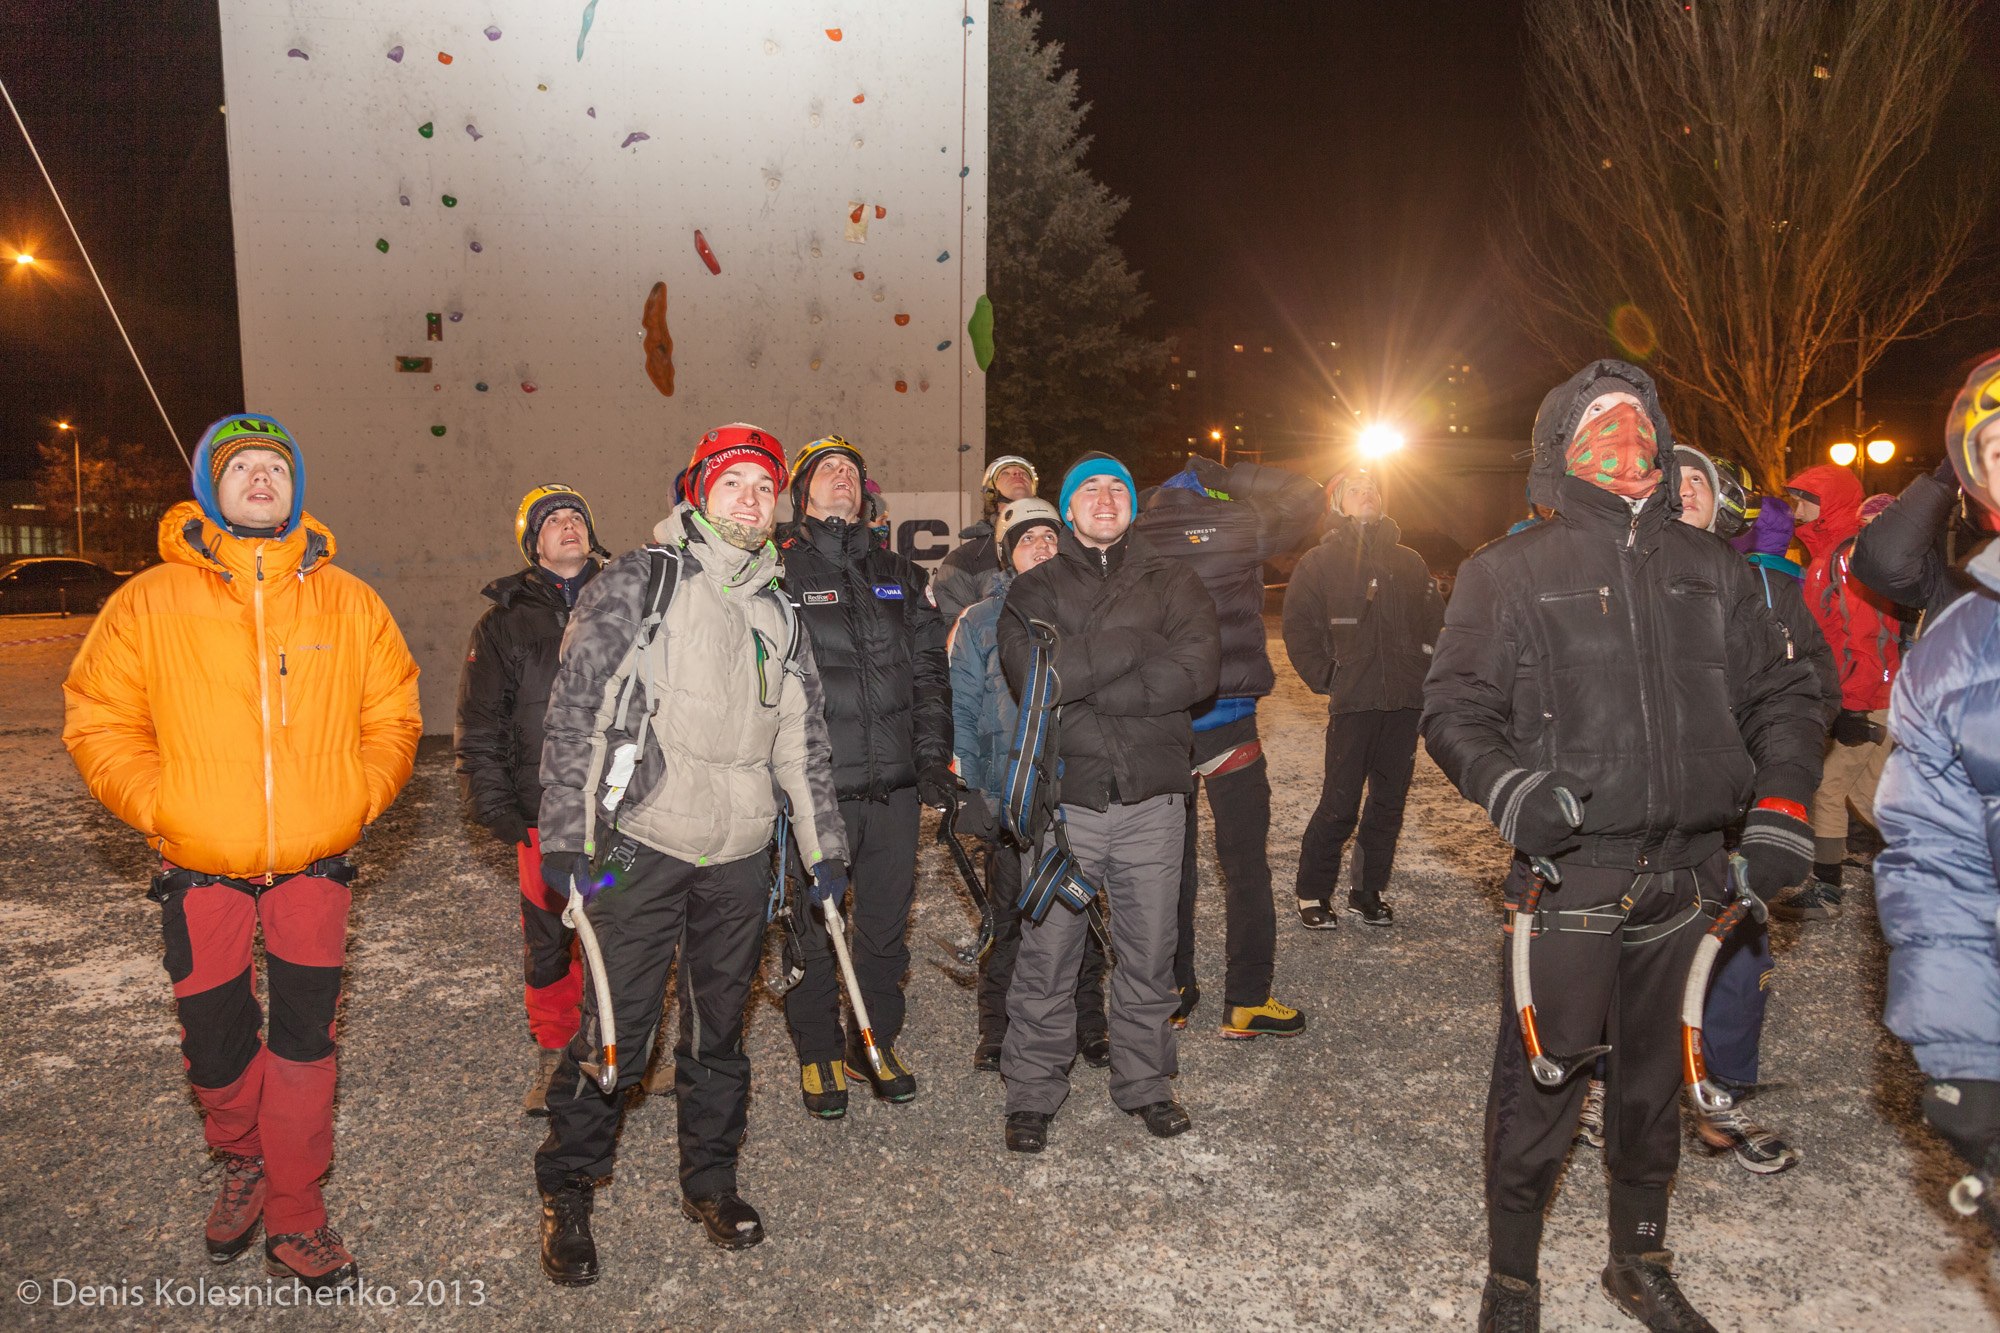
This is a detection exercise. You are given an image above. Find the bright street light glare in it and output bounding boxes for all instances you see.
[1866,439,1896,465]
[1357,423,1406,459]
[56,421,71,431]
[13,253,33,265]
[1829,441,1858,467]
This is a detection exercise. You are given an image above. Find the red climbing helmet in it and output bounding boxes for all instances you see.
[685,423,788,508]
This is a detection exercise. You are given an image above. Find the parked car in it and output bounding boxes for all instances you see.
[0,557,128,616]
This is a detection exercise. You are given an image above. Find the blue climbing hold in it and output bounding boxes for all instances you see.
[937,250,950,262]
[576,0,599,61]
[936,340,952,351]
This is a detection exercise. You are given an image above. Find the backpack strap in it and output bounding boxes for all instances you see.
[580,544,682,856]
[1000,604,1062,847]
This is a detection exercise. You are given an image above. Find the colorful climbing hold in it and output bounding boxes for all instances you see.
[438,51,453,65]
[936,340,952,351]
[484,25,502,41]
[577,0,600,61]
[431,425,447,436]
[694,230,721,275]
[849,203,865,224]
[964,14,975,24]
[396,356,431,373]
[521,382,538,393]
[853,93,865,104]
[387,45,404,63]
[465,123,482,141]
[826,27,843,41]
[433,384,442,392]
[586,106,596,118]
[475,381,489,392]
[959,166,969,177]
[852,270,865,281]
[919,378,930,392]
[441,194,457,207]
[418,121,433,138]
[810,358,822,371]
[894,380,908,394]
[642,281,675,397]
[874,205,886,219]
[426,312,443,342]
[936,250,950,262]
[375,238,390,253]
[894,313,910,326]
[620,132,650,149]
[968,294,994,371]
[872,291,885,302]
[399,195,410,206]
[287,48,309,61]
[449,311,463,322]
[469,240,484,253]
[537,83,548,91]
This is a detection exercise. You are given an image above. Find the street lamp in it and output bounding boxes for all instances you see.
[1829,441,1858,467]
[1866,439,1896,465]
[1358,422,1406,460]
[13,253,33,265]
[56,421,82,557]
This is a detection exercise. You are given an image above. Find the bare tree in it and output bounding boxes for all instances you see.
[1507,0,1987,489]
[36,435,188,571]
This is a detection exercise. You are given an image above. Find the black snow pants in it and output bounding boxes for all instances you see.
[977,837,1108,1047]
[1175,714,1278,1008]
[535,837,768,1200]
[1485,853,1719,1282]
[1294,707,1422,906]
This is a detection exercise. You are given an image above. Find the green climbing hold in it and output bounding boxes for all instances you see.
[418,121,434,138]
[430,425,447,437]
[968,294,994,372]
[441,194,457,207]
[375,238,390,253]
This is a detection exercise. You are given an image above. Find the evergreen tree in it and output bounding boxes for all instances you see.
[987,1,1168,490]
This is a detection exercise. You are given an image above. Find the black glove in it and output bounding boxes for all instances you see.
[1924,1079,2000,1171]
[810,858,849,907]
[917,765,958,811]
[957,788,997,841]
[1736,801,1814,901]
[541,850,595,902]
[1187,453,1232,494]
[1483,768,1589,856]
[1832,709,1881,747]
[489,811,529,847]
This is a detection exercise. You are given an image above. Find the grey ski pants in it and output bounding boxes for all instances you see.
[1003,793,1185,1116]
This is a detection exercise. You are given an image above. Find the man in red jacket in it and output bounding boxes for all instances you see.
[1781,462,1903,920]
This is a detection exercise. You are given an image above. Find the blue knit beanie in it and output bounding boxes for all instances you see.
[1057,451,1137,526]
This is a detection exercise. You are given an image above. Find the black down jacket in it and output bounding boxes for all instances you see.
[998,527,1221,812]
[1282,514,1443,714]
[454,563,599,836]
[933,520,1000,624]
[1135,459,1323,704]
[1421,359,1826,872]
[778,516,952,802]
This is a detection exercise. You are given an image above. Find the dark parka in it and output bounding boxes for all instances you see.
[998,528,1221,812]
[933,521,1000,624]
[1134,459,1324,704]
[1282,514,1443,714]
[1421,360,1826,872]
[454,563,598,837]
[778,515,952,802]
[1850,469,1985,631]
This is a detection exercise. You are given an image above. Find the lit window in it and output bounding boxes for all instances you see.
[1262,346,1273,353]
[1232,344,1244,352]
[1186,370,1196,378]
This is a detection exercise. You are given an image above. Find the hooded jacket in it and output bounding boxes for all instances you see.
[997,527,1221,812]
[1283,513,1442,715]
[64,500,422,879]
[1421,360,1825,871]
[1875,541,2000,1079]
[1787,462,1904,711]
[538,504,846,869]
[777,514,951,802]
[934,519,1001,624]
[948,572,1016,805]
[453,562,600,835]
[1734,496,1839,726]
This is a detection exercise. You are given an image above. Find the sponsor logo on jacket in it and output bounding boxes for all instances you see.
[872,584,904,600]
[804,590,839,605]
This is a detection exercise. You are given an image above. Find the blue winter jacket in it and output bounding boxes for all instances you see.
[948,575,1015,806]
[1876,541,2000,1080]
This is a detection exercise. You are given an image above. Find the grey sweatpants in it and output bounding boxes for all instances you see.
[1003,793,1185,1116]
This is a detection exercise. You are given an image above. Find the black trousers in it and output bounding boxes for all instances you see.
[1175,715,1278,1008]
[1295,707,1422,905]
[1485,853,1719,1281]
[784,788,921,1062]
[977,838,1108,1046]
[535,839,768,1200]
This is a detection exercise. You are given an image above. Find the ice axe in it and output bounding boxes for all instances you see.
[1680,853,1767,1113]
[763,808,806,997]
[1510,789,1608,1089]
[562,879,619,1096]
[820,896,890,1083]
[934,794,997,971]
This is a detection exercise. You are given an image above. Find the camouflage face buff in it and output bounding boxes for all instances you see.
[1567,402,1661,499]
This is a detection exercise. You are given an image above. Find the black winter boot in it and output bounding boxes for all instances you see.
[539,1173,600,1286]
[1478,1272,1540,1333]
[681,1192,765,1250]
[1601,1251,1715,1331]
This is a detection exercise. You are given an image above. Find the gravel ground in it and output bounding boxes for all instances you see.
[1,610,1994,1329]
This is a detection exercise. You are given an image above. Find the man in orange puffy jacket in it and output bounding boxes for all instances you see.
[1781,461,1904,921]
[63,414,421,1293]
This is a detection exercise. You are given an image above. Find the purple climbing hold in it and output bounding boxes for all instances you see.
[466,123,483,142]
[399,195,410,206]
[287,48,309,60]
[449,311,463,322]
[937,251,950,262]
[937,340,952,351]
[586,106,596,118]
[386,45,404,63]
[621,132,650,149]
[469,240,484,253]
[484,25,502,41]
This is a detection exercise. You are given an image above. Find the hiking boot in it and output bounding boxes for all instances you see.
[264,1227,358,1292]
[1220,997,1306,1040]
[1171,985,1200,1031]
[1479,1272,1541,1333]
[846,1045,917,1103]
[973,1038,1003,1073]
[1770,878,1841,922]
[524,1047,563,1118]
[538,1173,599,1286]
[1130,1100,1192,1139]
[640,1046,674,1097]
[800,1058,848,1119]
[1006,1110,1051,1153]
[681,1192,765,1250]
[204,1153,265,1263]
[1078,1032,1112,1068]
[1296,898,1339,930]
[1576,1077,1606,1150]
[1346,892,1395,927]
[1601,1251,1715,1332]
[1691,1101,1802,1175]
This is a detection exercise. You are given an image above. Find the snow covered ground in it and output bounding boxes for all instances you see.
[1,611,1993,1329]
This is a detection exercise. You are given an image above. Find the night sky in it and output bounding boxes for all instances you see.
[2,2,1996,483]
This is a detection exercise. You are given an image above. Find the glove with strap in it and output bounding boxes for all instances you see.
[1736,797,1814,901]
[810,859,849,907]
[1482,768,1589,856]
[1831,709,1882,747]
[541,850,598,902]
[916,764,959,812]
[956,788,998,842]
[490,810,530,848]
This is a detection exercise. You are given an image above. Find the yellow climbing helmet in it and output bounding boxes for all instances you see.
[515,483,606,565]
[790,434,867,511]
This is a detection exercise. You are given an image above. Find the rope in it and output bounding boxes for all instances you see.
[0,74,189,466]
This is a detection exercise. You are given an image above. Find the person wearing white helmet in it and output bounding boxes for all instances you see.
[935,454,1040,620]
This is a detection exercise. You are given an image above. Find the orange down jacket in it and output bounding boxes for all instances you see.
[63,501,422,880]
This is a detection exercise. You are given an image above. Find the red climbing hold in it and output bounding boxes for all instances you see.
[850,203,865,224]
[826,28,843,41]
[874,205,886,219]
[521,381,538,393]
[853,93,865,104]
[852,270,865,281]
[694,230,721,275]
[894,380,908,394]
[438,51,453,65]
[894,313,910,326]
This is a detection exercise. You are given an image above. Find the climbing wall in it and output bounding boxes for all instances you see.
[216,1,989,727]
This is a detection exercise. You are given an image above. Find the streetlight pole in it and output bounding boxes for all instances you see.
[57,421,82,557]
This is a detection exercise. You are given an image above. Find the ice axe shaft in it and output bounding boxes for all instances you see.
[936,800,996,969]
[820,898,890,1081]
[1511,851,1609,1088]
[1681,854,1762,1112]
[563,887,619,1095]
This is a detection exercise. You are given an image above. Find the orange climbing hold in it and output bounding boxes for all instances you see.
[852,270,865,281]
[874,205,886,219]
[853,93,865,104]
[894,313,910,326]
[825,28,842,41]
[642,281,675,397]
[437,51,453,64]
[694,230,721,275]
[850,203,865,224]
[894,380,908,394]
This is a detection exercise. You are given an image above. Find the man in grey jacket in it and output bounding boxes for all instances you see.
[531,424,848,1281]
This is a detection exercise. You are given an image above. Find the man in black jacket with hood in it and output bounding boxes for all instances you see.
[1282,467,1443,928]
[1423,361,1824,1332]
[454,484,607,1115]
[776,435,953,1117]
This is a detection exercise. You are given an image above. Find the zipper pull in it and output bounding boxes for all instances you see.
[1626,512,1639,550]
[1366,577,1379,604]
[255,548,265,581]
[279,649,288,676]
[1598,586,1610,615]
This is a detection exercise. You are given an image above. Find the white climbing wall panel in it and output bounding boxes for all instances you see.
[217,1,989,728]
